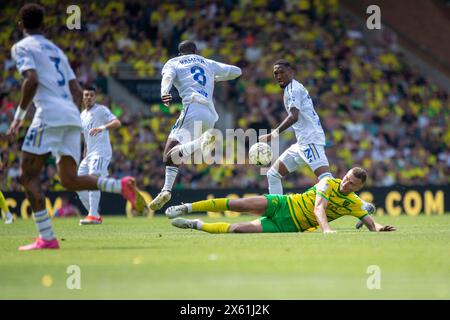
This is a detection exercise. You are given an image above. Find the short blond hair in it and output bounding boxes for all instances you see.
[351,167,367,183]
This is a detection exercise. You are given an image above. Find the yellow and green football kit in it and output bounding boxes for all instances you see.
[260,177,369,233]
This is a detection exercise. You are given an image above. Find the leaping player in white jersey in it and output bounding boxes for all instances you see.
[149,40,242,210]
[259,60,333,193]
[7,4,146,250]
[77,86,121,225]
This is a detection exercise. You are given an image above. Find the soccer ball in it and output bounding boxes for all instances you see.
[249,142,272,166]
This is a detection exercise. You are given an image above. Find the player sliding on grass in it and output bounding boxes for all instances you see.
[166,167,396,234]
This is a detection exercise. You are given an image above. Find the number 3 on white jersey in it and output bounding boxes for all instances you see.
[49,56,66,86]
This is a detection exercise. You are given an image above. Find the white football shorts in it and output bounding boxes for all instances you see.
[77,153,110,177]
[22,124,81,165]
[278,143,329,173]
[168,103,216,144]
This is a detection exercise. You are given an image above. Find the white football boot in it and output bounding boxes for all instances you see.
[4,213,14,225]
[149,190,172,211]
[200,130,216,157]
[165,204,188,219]
[171,218,200,230]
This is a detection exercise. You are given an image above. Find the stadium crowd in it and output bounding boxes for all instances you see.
[1,0,449,192]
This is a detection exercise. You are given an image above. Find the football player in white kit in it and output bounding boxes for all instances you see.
[259,60,376,222]
[149,40,242,210]
[259,60,333,193]
[77,86,121,225]
[7,4,146,250]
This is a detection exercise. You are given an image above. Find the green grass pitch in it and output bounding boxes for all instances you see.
[0,214,449,299]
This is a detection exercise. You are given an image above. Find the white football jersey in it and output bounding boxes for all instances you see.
[11,34,81,128]
[283,79,326,146]
[161,54,241,120]
[80,104,117,157]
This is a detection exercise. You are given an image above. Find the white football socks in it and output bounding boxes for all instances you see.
[318,172,333,181]
[97,177,122,194]
[33,209,54,240]
[267,167,283,195]
[77,191,90,212]
[163,166,179,192]
[179,138,202,157]
[88,191,101,217]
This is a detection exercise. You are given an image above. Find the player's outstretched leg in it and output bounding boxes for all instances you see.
[58,156,147,214]
[172,218,262,233]
[98,176,147,214]
[165,198,231,219]
[166,197,267,219]
[169,196,267,233]
[153,131,215,211]
[74,175,147,214]
[172,218,232,233]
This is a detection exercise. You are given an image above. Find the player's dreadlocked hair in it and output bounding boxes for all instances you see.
[19,3,45,30]
[352,167,368,184]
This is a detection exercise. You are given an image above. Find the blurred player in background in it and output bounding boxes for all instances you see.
[7,4,146,250]
[150,40,242,210]
[0,191,14,224]
[54,195,81,218]
[259,60,332,194]
[77,86,121,225]
[0,155,14,224]
[167,167,395,234]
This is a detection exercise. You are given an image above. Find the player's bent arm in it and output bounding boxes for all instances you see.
[214,65,242,81]
[276,107,299,133]
[90,119,121,136]
[360,214,377,231]
[160,73,174,106]
[259,108,299,142]
[161,73,174,96]
[18,69,39,111]
[360,215,396,232]
[7,69,39,137]
[69,79,83,110]
[105,119,121,131]
[314,194,334,233]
